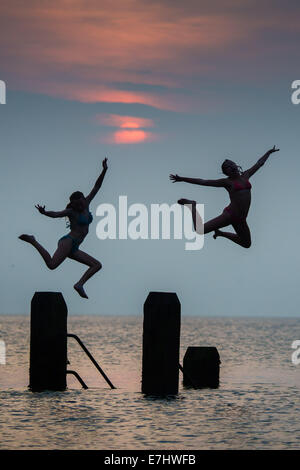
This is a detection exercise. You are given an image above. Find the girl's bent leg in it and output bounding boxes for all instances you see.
[178,199,204,234]
[215,221,252,248]
[19,234,72,268]
[178,200,232,235]
[68,250,102,299]
[203,213,232,234]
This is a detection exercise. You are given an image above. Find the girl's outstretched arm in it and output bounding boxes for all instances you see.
[86,158,108,204]
[170,174,229,188]
[243,145,280,178]
[35,205,72,218]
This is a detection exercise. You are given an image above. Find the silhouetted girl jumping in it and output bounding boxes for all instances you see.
[170,146,279,248]
[19,158,108,298]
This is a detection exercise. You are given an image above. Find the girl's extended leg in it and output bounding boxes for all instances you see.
[214,221,251,248]
[19,234,72,268]
[68,250,102,299]
[178,199,232,234]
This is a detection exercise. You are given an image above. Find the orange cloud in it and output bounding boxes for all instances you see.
[74,88,174,110]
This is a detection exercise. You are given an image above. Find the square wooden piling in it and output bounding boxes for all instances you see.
[142,292,181,395]
[29,292,68,392]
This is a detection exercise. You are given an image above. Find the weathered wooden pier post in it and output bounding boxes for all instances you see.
[30,292,67,392]
[142,292,181,395]
[183,346,220,388]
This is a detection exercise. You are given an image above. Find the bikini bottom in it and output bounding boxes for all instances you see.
[223,206,247,224]
[59,234,81,253]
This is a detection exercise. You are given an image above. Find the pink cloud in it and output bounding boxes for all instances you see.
[1,0,299,111]
[0,1,254,111]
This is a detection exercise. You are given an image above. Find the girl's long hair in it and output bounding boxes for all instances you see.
[221,160,244,176]
[65,191,84,228]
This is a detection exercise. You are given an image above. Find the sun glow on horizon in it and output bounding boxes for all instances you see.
[114,129,152,144]
[96,113,157,144]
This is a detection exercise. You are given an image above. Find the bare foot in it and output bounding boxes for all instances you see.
[213,229,221,240]
[19,234,36,244]
[74,283,88,299]
[177,198,195,206]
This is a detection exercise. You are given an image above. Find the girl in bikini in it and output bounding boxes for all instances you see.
[19,158,108,298]
[170,146,279,248]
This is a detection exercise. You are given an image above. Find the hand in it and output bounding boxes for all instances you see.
[102,157,108,171]
[169,174,181,183]
[35,204,46,214]
[268,145,280,154]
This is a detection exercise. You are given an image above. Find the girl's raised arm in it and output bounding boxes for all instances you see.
[86,158,108,204]
[243,146,279,178]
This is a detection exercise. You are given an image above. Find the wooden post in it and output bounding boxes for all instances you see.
[142,292,181,395]
[183,346,220,389]
[30,292,67,392]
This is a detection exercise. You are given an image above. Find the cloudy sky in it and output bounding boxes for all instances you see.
[1,0,300,315]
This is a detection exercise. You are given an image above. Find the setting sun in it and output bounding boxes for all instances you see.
[113,129,152,144]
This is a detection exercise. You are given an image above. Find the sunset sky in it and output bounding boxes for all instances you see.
[1,0,300,316]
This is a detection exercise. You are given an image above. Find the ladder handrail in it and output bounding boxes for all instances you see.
[67,333,116,389]
[66,370,88,389]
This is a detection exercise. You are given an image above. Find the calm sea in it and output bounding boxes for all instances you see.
[0,315,299,450]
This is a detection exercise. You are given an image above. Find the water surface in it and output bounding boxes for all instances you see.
[0,315,299,449]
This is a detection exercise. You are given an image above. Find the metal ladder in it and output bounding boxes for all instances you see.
[67,333,116,390]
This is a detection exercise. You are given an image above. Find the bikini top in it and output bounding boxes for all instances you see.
[77,211,93,226]
[232,179,252,191]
